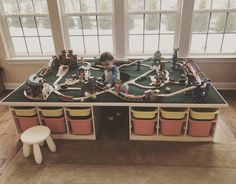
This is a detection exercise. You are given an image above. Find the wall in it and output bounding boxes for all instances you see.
[196,59,236,89]
[0,35,45,89]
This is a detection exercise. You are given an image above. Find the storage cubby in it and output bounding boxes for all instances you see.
[38,107,67,134]
[96,106,129,140]
[130,107,158,136]
[159,108,188,136]
[65,107,94,135]
[10,107,40,133]
[187,108,219,137]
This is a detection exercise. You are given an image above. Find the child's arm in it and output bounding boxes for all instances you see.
[111,66,120,84]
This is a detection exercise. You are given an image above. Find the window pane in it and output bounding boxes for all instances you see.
[229,0,236,8]
[82,16,97,35]
[33,0,48,14]
[84,36,99,53]
[69,36,84,53]
[63,0,80,13]
[97,0,112,12]
[211,0,229,9]
[226,13,236,32]
[25,37,41,55]
[222,34,236,53]
[209,13,227,33]
[145,0,160,11]
[129,35,143,53]
[2,0,19,14]
[68,16,82,35]
[80,0,96,12]
[192,13,209,33]
[7,18,23,36]
[159,34,174,53]
[129,15,143,34]
[40,37,54,55]
[18,0,34,14]
[12,37,27,55]
[205,34,223,53]
[36,17,52,36]
[161,0,178,10]
[190,34,206,53]
[144,35,158,53]
[99,36,113,52]
[98,16,112,35]
[160,14,176,33]
[145,14,159,34]
[194,0,211,10]
[21,17,37,36]
[128,0,144,11]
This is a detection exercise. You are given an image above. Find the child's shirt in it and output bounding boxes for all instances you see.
[103,65,120,87]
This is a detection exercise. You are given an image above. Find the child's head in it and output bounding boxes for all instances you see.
[99,52,114,70]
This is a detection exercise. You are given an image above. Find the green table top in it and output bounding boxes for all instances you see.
[1,59,227,107]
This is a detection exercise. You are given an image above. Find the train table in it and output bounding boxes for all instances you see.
[0,50,228,142]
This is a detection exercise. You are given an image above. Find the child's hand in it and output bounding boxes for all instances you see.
[103,84,111,90]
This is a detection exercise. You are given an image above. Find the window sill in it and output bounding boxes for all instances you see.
[187,55,236,59]
[4,57,50,64]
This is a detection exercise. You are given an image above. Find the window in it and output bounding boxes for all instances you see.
[62,0,113,55]
[190,0,236,55]
[0,0,55,56]
[127,0,179,55]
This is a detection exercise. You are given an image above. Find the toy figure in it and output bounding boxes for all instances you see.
[192,80,210,103]
[78,65,90,81]
[137,60,141,71]
[25,74,44,98]
[59,50,77,68]
[153,50,161,64]
[100,52,120,90]
[172,48,178,69]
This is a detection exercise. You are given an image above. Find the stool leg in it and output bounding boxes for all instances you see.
[39,141,44,147]
[46,136,56,152]
[23,143,31,158]
[33,144,42,164]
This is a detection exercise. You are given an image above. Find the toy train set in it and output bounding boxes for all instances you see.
[24,49,210,103]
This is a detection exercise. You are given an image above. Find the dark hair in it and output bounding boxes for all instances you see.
[99,52,114,62]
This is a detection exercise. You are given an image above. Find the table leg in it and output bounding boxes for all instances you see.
[33,144,42,164]
[46,136,56,152]
[23,143,31,158]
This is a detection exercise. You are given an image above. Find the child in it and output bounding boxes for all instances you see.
[99,52,120,89]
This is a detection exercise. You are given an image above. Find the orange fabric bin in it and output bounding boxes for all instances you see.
[132,118,156,135]
[160,117,184,136]
[42,117,66,133]
[188,118,214,137]
[69,117,93,135]
[17,116,39,132]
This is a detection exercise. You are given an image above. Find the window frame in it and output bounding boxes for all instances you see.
[189,0,236,56]
[125,0,181,56]
[0,0,236,60]
[60,0,115,56]
[0,0,56,57]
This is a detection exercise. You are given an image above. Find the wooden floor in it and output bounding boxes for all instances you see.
[0,107,21,175]
[0,90,235,175]
[219,91,236,136]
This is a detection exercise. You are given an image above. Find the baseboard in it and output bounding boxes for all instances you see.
[213,82,236,90]
[5,83,21,90]
[5,82,236,90]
